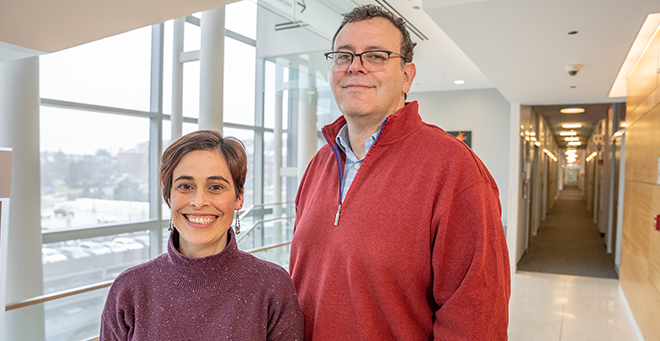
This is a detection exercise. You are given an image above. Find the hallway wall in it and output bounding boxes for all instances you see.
[620,25,660,341]
[408,88,510,224]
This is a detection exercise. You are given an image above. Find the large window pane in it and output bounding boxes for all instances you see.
[223,37,256,126]
[40,27,151,111]
[40,107,150,230]
[225,0,257,40]
[264,60,276,129]
[184,20,201,52]
[183,61,200,118]
[223,128,254,207]
[42,231,150,293]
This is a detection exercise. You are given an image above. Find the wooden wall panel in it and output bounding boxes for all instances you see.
[622,26,660,341]
[628,108,660,183]
[620,248,660,341]
[627,30,659,122]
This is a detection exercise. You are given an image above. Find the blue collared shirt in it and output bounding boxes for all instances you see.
[335,124,382,203]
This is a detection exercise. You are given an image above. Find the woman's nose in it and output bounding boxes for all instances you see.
[190,190,209,208]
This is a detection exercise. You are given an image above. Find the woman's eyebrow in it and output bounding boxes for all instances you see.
[207,176,229,183]
[174,175,194,182]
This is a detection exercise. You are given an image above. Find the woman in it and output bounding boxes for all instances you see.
[101,130,303,340]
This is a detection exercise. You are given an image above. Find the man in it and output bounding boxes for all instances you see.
[289,4,510,340]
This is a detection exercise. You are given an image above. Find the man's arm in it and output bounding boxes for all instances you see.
[432,181,511,340]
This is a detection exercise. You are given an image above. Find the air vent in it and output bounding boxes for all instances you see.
[275,21,309,31]
[374,0,429,41]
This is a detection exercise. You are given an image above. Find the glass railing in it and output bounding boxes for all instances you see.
[4,281,110,341]
[237,201,295,269]
[6,202,295,341]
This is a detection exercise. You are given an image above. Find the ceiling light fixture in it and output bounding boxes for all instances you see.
[560,107,585,114]
[453,80,465,85]
[567,141,582,146]
[562,123,582,129]
[565,137,579,141]
[560,131,577,136]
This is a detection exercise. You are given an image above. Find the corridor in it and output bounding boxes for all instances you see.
[508,187,642,340]
[517,185,617,278]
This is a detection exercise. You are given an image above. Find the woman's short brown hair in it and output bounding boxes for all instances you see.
[160,130,247,206]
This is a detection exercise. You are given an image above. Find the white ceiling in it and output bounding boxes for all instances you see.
[0,0,239,63]
[1,0,658,148]
[377,0,659,147]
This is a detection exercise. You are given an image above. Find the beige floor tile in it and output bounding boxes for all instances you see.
[509,271,643,341]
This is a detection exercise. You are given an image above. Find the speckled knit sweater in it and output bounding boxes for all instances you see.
[100,229,303,341]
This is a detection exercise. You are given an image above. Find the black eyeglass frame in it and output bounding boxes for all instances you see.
[323,50,405,70]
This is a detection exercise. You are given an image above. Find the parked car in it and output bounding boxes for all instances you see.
[102,241,128,253]
[96,213,116,224]
[53,204,75,217]
[113,237,144,250]
[132,235,150,247]
[40,210,53,220]
[58,246,90,259]
[42,247,67,264]
[79,241,112,256]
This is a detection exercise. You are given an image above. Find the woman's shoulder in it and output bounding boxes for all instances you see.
[237,251,293,283]
[109,253,168,291]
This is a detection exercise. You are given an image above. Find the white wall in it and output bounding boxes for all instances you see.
[408,88,511,224]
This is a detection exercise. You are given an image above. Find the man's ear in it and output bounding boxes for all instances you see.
[402,62,417,94]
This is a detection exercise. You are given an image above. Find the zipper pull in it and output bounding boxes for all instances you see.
[334,204,342,226]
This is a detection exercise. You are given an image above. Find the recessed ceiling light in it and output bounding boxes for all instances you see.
[565,137,579,141]
[562,123,582,129]
[560,131,577,136]
[454,80,465,85]
[560,107,585,114]
[568,141,582,146]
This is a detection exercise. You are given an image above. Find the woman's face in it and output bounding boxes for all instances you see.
[169,149,243,258]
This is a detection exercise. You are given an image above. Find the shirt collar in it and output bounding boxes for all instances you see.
[335,123,382,162]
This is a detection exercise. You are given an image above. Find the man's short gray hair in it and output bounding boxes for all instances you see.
[332,4,417,65]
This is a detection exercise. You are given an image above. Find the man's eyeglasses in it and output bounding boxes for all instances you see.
[324,50,404,72]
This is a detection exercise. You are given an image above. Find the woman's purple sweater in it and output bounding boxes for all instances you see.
[100,229,303,340]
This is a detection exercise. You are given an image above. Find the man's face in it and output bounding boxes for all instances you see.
[331,18,416,121]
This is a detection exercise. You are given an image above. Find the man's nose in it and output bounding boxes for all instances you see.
[347,55,367,73]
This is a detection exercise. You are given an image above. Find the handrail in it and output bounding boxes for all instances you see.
[243,241,292,254]
[5,280,113,311]
[5,239,294,312]
[236,215,295,244]
[6,202,295,314]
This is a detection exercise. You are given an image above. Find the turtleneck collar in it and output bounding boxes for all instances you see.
[322,101,424,148]
[160,228,251,292]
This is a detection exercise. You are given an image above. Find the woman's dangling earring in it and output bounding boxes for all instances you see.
[168,216,174,232]
[234,211,241,235]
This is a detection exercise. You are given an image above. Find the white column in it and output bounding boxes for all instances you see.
[273,92,283,244]
[199,7,225,132]
[171,17,185,140]
[296,85,317,183]
[0,56,46,340]
[506,103,521,274]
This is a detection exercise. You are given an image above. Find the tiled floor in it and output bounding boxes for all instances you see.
[509,271,643,341]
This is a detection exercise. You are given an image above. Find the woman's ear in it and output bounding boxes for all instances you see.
[235,193,244,211]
